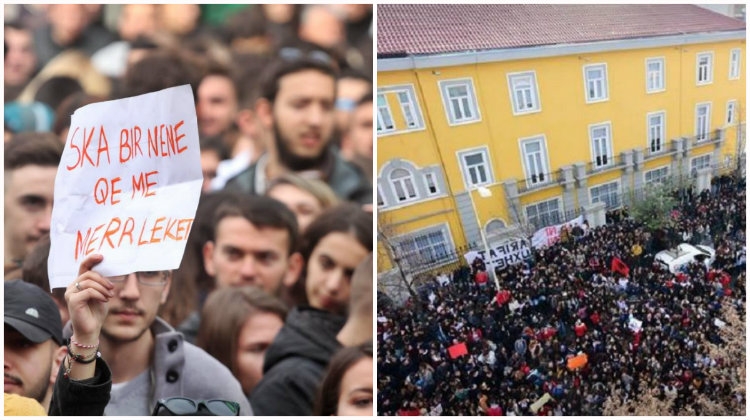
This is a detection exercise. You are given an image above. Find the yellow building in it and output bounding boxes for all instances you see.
[376,5,745,281]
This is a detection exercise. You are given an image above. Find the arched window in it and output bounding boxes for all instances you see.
[485,219,507,236]
[389,168,417,202]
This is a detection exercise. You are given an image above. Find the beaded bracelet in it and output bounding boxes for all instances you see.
[71,337,99,349]
[67,342,100,364]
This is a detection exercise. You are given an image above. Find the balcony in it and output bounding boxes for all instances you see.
[690,129,723,148]
[516,169,563,194]
[585,154,627,175]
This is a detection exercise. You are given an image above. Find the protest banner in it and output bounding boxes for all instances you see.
[567,353,588,370]
[448,342,468,359]
[531,215,584,249]
[464,237,532,271]
[530,393,552,414]
[628,315,643,333]
[48,85,202,290]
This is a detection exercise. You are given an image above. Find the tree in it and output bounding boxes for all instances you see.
[377,211,419,305]
[630,182,678,232]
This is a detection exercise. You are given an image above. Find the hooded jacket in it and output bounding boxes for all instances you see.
[250,306,345,416]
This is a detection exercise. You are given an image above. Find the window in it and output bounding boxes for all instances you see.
[397,91,419,128]
[525,198,562,230]
[458,148,492,188]
[424,172,439,196]
[376,93,394,133]
[696,52,713,85]
[439,79,480,124]
[729,49,741,80]
[646,58,665,92]
[395,225,454,269]
[520,137,549,186]
[389,168,417,202]
[590,182,620,210]
[584,64,608,102]
[691,154,711,174]
[695,103,711,142]
[647,111,666,153]
[644,166,669,185]
[589,123,612,168]
[726,100,737,125]
[485,219,507,236]
[507,72,540,114]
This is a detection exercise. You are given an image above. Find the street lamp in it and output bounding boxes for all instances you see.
[469,185,500,291]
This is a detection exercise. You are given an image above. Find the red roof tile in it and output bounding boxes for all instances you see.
[378,4,746,57]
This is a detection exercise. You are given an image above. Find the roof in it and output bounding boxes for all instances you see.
[377,4,746,57]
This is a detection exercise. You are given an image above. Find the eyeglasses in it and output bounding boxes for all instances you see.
[107,271,168,287]
[152,397,240,416]
[278,47,333,66]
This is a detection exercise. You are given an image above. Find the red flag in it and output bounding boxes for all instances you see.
[611,257,630,276]
[448,342,468,359]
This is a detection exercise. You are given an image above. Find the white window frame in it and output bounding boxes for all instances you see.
[647,111,666,154]
[457,147,493,189]
[388,168,419,203]
[696,52,713,85]
[439,78,481,125]
[645,57,666,93]
[644,166,669,186]
[589,181,621,210]
[695,102,711,142]
[690,154,712,174]
[726,100,737,125]
[583,63,609,103]
[589,122,613,169]
[376,93,395,134]
[729,48,741,80]
[377,184,386,208]
[393,223,456,271]
[519,135,551,186]
[423,172,440,196]
[524,197,563,230]
[485,219,507,236]
[377,85,425,135]
[507,71,541,115]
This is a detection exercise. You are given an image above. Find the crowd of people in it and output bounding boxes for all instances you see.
[378,177,745,416]
[4,4,373,416]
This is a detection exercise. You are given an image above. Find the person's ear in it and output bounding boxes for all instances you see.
[283,252,304,288]
[203,241,216,277]
[160,272,172,304]
[255,98,273,130]
[236,108,258,138]
[49,344,67,386]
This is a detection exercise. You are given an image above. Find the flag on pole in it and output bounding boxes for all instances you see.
[448,342,468,359]
[611,257,630,276]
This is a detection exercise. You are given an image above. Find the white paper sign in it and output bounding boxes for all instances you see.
[48,85,202,290]
[464,237,532,271]
[531,215,584,249]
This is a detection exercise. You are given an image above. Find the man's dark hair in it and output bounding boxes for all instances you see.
[212,195,299,256]
[338,66,371,85]
[199,135,230,161]
[356,92,373,107]
[34,76,83,111]
[258,54,338,104]
[121,49,202,100]
[234,52,273,109]
[52,92,106,136]
[5,131,63,171]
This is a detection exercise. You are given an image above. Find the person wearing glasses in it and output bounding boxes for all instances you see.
[224,50,372,206]
[64,254,252,416]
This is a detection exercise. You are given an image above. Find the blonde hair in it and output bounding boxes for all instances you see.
[266,172,339,209]
[17,50,111,103]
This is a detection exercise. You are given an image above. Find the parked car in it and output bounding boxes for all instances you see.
[654,243,715,273]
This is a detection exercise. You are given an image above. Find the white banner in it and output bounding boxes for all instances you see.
[464,237,532,271]
[48,85,202,289]
[531,215,584,249]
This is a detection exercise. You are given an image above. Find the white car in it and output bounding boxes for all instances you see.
[654,243,716,273]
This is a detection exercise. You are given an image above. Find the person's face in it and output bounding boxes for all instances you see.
[267,184,323,233]
[234,311,284,395]
[4,27,37,86]
[4,165,57,263]
[348,101,373,160]
[335,78,371,132]
[204,216,297,295]
[48,4,88,45]
[158,4,200,36]
[118,4,157,41]
[305,232,368,315]
[262,4,296,23]
[197,75,238,137]
[299,7,344,49]
[4,327,55,403]
[101,272,171,343]
[269,69,335,169]
[336,357,374,416]
[200,149,221,193]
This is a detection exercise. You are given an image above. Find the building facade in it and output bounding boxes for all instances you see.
[376,5,745,282]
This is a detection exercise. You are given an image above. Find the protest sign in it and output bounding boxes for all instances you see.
[48,85,202,290]
[628,316,643,332]
[530,393,552,414]
[464,237,532,271]
[448,342,468,359]
[567,353,588,370]
[531,215,584,249]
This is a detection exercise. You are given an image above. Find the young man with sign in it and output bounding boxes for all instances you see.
[224,54,372,205]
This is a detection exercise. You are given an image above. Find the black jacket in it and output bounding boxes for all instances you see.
[224,150,372,205]
[49,357,112,416]
[250,306,345,416]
